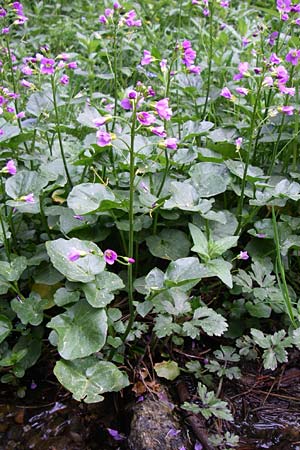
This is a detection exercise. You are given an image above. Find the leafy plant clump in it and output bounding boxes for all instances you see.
[1,0,300,446]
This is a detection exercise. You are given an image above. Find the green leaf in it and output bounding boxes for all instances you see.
[83,272,124,307]
[5,170,48,199]
[26,90,54,117]
[165,257,204,290]
[164,181,213,212]
[77,105,103,128]
[0,315,12,344]
[202,259,233,288]
[11,292,47,326]
[146,229,190,260]
[47,300,107,360]
[53,287,80,307]
[208,236,238,259]
[189,223,209,260]
[194,306,228,336]
[0,256,27,282]
[246,301,271,318]
[154,360,180,380]
[46,238,105,283]
[153,315,181,338]
[189,162,230,198]
[54,357,129,403]
[67,183,115,215]
[0,119,20,142]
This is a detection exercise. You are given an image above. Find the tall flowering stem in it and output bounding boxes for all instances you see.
[51,75,73,188]
[236,74,264,234]
[121,99,137,342]
[202,1,214,120]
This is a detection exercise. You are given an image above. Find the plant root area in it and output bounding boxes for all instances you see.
[1,353,300,450]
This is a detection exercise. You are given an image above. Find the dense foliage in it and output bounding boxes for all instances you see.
[1,0,300,447]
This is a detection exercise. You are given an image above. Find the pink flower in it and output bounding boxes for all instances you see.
[242,37,250,47]
[105,8,114,17]
[236,87,248,96]
[93,116,111,127]
[270,53,281,64]
[262,76,274,87]
[60,74,69,85]
[235,137,243,150]
[238,251,249,260]
[68,61,77,69]
[151,126,167,137]
[21,65,33,75]
[137,111,156,126]
[273,65,289,84]
[156,98,172,121]
[2,27,10,34]
[16,111,25,119]
[40,57,55,75]
[24,193,35,203]
[165,138,177,149]
[67,250,82,262]
[120,98,132,110]
[5,160,17,175]
[104,249,118,265]
[220,87,233,100]
[280,105,294,115]
[96,130,112,146]
[141,50,154,66]
[107,428,125,441]
[99,15,108,24]
[233,62,249,80]
[160,59,167,72]
[278,84,295,96]
[286,49,300,65]
[124,257,135,264]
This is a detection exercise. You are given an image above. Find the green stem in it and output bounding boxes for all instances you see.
[235,74,264,234]
[121,101,137,342]
[202,1,214,120]
[51,76,73,188]
[0,210,10,262]
[272,207,296,327]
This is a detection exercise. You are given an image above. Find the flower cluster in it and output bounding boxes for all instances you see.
[0,2,28,34]
[276,0,300,22]
[99,3,142,28]
[181,40,201,74]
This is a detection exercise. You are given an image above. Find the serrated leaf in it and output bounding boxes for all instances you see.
[11,293,47,326]
[194,306,228,336]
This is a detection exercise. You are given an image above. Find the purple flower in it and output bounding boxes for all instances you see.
[280,105,294,115]
[256,233,266,238]
[120,98,132,110]
[68,61,77,69]
[278,84,295,96]
[141,50,154,66]
[21,65,33,75]
[262,76,274,87]
[2,27,9,34]
[156,98,172,121]
[107,428,125,441]
[238,251,249,260]
[40,57,55,75]
[99,15,108,24]
[96,130,112,147]
[220,0,229,6]
[68,249,83,262]
[30,380,37,390]
[167,428,181,437]
[286,49,300,65]
[151,126,167,137]
[5,160,17,175]
[124,257,135,264]
[268,31,279,46]
[60,74,69,85]
[236,87,248,96]
[160,59,167,72]
[73,215,84,220]
[194,443,203,450]
[277,0,291,13]
[137,111,156,126]
[233,61,249,80]
[20,79,33,88]
[0,8,7,17]
[270,53,281,64]
[16,111,25,119]
[105,8,114,17]
[242,37,250,47]
[23,193,35,203]
[273,65,289,84]
[220,87,233,100]
[104,249,118,265]
[164,137,177,150]
[235,137,243,150]
[93,115,111,127]
[125,10,141,27]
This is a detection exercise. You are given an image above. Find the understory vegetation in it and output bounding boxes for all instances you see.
[0,0,300,448]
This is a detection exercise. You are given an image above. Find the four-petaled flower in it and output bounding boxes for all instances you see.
[104,249,118,265]
[238,251,249,260]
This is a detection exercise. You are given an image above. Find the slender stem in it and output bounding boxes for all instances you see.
[51,76,73,188]
[272,207,296,327]
[121,101,137,342]
[235,74,264,234]
[202,1,214,120]
[0,210,11,262]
